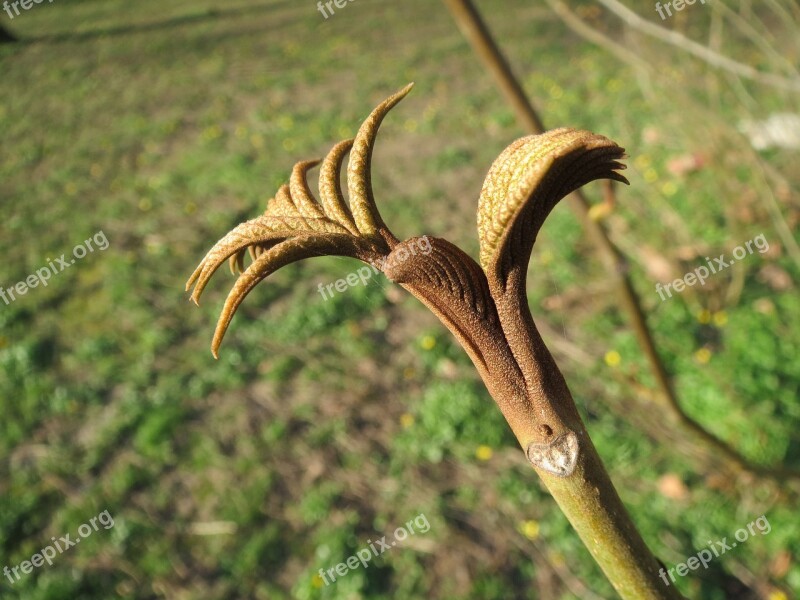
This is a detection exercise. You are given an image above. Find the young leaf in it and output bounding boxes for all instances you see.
[186,85,415,357]
[477,128,628,286]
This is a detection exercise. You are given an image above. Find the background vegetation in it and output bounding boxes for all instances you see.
[1,0,798,598]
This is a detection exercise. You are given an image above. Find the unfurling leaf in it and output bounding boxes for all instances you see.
[348,83,414,241]
[477,128,628,285]
[186,84,416,357]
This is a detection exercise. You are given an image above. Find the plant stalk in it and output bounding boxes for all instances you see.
[440,1,687,596]
[443,0,800,489]
[534,430,684,599]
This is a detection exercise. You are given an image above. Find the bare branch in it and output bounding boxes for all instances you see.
[597,0,800,91]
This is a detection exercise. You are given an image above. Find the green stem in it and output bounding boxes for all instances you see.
[534,427,685,599]
[487,271,685,599]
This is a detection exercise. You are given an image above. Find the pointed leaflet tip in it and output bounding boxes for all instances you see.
[347,83,414,238]
[319,138,358,234]
[185,214,352,306]
[289,159,325,219]
[207,234,371,357]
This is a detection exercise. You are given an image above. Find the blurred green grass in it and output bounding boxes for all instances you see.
[1,0,799,598]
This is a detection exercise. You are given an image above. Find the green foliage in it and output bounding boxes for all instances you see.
[394,379,513,464]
